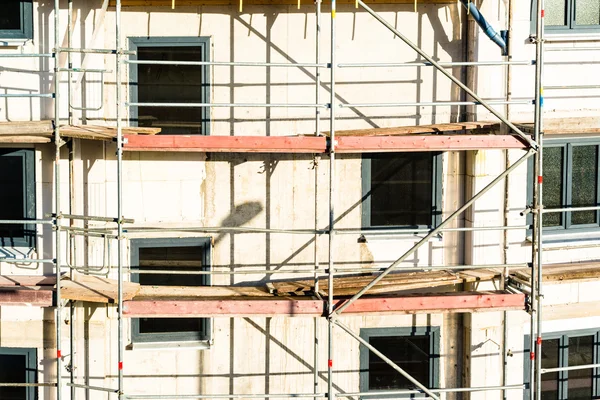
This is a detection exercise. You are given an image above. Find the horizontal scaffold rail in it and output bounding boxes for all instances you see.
[122,292,525,316]
[123,134,529,153]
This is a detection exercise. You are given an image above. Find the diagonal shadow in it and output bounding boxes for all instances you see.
[233,15,380,129]
[244,317,359,400]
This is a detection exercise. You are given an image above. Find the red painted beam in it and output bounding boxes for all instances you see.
[122,292,525,317]
[123,135,327,153]
[335,135,528,152]
[335,292,526,314]
[123,299,324,317]
[0,289,54,307]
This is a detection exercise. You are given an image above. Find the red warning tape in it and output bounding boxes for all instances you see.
[328,360,333,368]
[537,337,542,345]
[530,352,535,360]
[541,9,545,17]
[119,361,123,370]
[57,350,62,359]
[538,176,543,184]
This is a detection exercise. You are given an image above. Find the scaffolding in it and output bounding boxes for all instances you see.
[2,0,600,398]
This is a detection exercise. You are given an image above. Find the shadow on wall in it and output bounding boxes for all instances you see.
[214,201,264,246]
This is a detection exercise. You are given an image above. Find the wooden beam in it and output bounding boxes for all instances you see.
[0,120,53,136]
[123,135,327,153]
[512,261,600,284]
[59,275,140,303]
[335,135,528,152]
[0,136,52,143]
[0,288,54,307]
[60,125,161,141]
[122,291,525,317]
[0,275,57,287]
[327,122,498,137]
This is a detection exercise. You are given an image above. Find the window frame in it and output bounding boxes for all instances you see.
[359,327,440,398]
[531,0,600,34]
[524,328,600,399]
[526,136,600,235]
[0,148,36,248]
[128,36,211,135]
[0,0,33,40]
[361,152,443,230]
[0,347,37,400]
[129,237,212,344]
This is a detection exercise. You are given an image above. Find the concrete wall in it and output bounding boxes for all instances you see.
[1,0,600,399]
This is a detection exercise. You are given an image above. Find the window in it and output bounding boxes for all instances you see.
[527,137,600,234]
[0,347,37,400]
[531,0,600,32]
[524,329,600,399]
[130,238,211,343]
[0,149,35,248]
[362,153,442,229]
[360,327,440,397]
[0,0,33,40]
[129,37,210,135]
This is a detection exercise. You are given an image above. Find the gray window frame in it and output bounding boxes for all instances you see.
[130,237,212,344]
[523,328,600,399]
[0,148,36,248]
[0,347,37,400]
[526,136,600,235]
[359,327,440,398]
[0,0,33,40]
[361,152,443,229]
[128,36,211,135]
[531,0,600,34]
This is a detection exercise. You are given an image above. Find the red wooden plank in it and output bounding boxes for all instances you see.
[335,135,528,152]
[123,135,327,153]
[122,299,324,317]
[122,292,525,317]
[337,292,525,314]
[0,289,54,307]
[0,275,56,287]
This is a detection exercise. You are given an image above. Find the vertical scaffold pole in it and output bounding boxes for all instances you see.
[116,0,125,397]
[327,0,336,400]
[53,0,63,397]
[533,0,545,398]
[314,2,322,399]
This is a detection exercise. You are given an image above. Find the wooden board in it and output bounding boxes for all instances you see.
[59,275,141,303]
[0,275,58,287]
[272,271,463,295]
[459,269,501,283]
[123,135,327,153]
[122,291,525,317]
[326,122,498,137]
[512,262,600,283]
[0,120,53,136]
[60,125,161,141]
[335,134,528,152]
[136,285,273,299]
[0,288,54,307]
[0,135,52,143]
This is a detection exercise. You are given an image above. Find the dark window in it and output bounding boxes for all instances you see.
[0,0,33,39]
[0,347,37,400]
[360,327,440,397]
[532,0,600,32]
[0,149,35,248]
[525,329,600,399]
[362,153,442,229]
[129,37,210,135]
[130,238,211,343]
[527,138,600,234]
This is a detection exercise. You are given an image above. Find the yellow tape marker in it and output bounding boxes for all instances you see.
[239,0,243,12]
[298,0,300,10]
[332,9,336,18]
[414,0,417,12]
[172,0,175,9]
[355,0,358,9]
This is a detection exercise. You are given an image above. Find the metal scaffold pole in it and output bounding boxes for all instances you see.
[116,0,125,397]
[532,0,545,398]
[327,1,336,400]
[53,0,63,397]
